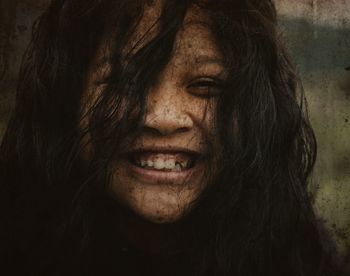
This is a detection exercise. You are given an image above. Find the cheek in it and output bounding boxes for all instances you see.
[79,84,133,160]
[186,97,217,130]
[191,99,220,157]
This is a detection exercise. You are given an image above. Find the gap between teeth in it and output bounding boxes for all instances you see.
[138,159,188,170]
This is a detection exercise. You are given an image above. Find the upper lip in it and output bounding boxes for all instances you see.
[125,146,201,156]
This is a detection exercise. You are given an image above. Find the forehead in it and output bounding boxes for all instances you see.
[128,3,221,61]
[92,3,221,71]
[174,22,222,64]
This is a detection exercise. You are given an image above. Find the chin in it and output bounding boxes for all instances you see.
[111,180,200,224]
[135,206,188,224]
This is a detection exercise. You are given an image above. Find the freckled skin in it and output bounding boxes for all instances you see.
[83,6,224,223]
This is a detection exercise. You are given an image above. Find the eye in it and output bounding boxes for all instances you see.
[187,77,224,98]
[94,80,107,86]
[94,77,110,87]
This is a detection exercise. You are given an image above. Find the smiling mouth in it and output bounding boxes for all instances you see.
[127,151,200,172]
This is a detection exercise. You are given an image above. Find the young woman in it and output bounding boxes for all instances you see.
[0,0,344,275]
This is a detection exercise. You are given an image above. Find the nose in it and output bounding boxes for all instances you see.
[143,86,194,136]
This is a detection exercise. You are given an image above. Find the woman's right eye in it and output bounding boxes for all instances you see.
[187,77,224,98]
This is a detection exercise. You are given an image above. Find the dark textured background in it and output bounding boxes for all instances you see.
[1,0,349,262]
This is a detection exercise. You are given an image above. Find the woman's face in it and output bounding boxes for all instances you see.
[83,6,225,223]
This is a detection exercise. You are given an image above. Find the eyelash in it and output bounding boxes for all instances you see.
[187,77,224,98]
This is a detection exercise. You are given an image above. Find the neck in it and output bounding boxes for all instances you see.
[117,206,185,255]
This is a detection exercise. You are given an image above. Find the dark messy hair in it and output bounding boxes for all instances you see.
[0,0,343,275]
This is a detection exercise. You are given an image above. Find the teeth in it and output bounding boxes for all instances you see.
[154,159,165,170]
[165,159,175,169]
[135,158,192,171]
[133,151,198,171]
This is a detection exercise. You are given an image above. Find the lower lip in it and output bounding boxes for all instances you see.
[125,159,204,185]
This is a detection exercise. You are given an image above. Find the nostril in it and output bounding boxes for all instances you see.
[177,127,190,133]
[142,125,190,136]
[142,126,164,136]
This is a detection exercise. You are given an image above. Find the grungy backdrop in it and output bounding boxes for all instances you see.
[1,0,350,261]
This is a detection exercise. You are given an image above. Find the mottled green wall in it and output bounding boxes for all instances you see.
[281,17,350,255]
[1,0,349,262]
[276,0,350,261]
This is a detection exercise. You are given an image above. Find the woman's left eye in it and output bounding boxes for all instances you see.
[187,78,224,98]
[94,77,110,87]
